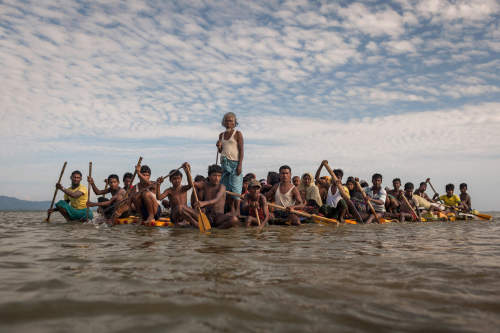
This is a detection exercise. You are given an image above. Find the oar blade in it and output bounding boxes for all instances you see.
[198,212,211,232]
[475,213,492,220]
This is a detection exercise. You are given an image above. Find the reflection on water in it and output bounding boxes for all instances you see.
[0,211,499,332]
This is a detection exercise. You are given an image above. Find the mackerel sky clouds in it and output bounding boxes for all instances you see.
[1,0,499,209]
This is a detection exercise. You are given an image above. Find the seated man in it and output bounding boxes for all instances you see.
[194,164,239,229]
[48,170,92,221]
[397,182,421,222]
[314,163,331,204]
[386,178,402,213]
[459,183,472,212]
[132,165,161,224]
[414,182,432,201]
[240,179,269,230]
[156,162,198,227]
[319,169,349,223]
[439,184,465,211]
[86,174,125,219]
[364,173,387,224]
[266,165,304,226]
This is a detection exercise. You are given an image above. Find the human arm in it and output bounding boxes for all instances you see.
[314,161,325,184]
[180,162,193,192]
[288,186,305,211]
[257,195,270,231]
[87,177,110,195]
[265,184,278,202]
[157,188,171,201]
[135,165,151,185]
[155,176,173,201]
[56,183,83,199]
[236,131,244,176]
[216,133,223,153]
[199,184,226,209]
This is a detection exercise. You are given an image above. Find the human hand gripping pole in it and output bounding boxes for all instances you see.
[184,164,211,232]
[110,157,142,225]
[86,162,92,221]
[45,161,68,222]
[354,178,384,223]
[399,192,419,222]
[322,161,363,223]
[225,191,339,225]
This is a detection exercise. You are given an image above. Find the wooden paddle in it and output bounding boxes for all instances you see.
[399,192,419,222]
[160,166,183,179]
[225,191,339,225]
[185,165,211,232]
[255,208,261,226]
[45,161,68,222]
[354,178,384,223]
[426,178,444,204]
[468,211,492,221]
[267,202,339,225]
[111,157,142,225]
[216,151,219,166]
[86,162,92,221]
[441,203,492,221]
[322,161,363,223]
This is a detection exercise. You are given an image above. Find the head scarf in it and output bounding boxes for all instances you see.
[298,173,323,207]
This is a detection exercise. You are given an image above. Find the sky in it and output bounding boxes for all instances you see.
[0,0,499,210]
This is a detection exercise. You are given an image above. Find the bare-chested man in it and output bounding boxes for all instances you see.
[194,164,239,229]
[156,162,198,227]
[386,178,402,213]
[86,174,126,219]
[266,165,304,226]
[132,165,160,224]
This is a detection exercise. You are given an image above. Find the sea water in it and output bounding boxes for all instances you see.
[0,211,499,332]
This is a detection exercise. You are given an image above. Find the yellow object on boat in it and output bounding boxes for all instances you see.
[115,216,173,227]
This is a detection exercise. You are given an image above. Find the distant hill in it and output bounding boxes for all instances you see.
[0,195,51,211]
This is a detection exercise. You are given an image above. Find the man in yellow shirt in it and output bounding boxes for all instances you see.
[48,170,93,221]
[439,184,465,210]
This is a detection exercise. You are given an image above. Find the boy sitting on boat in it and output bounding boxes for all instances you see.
[459,183,472,212]
[156,162,198,227]
[132,165,161,224]
[86,174,125,219]
[194,164,239,229]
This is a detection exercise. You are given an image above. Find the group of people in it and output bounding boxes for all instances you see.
[48,112,474,228]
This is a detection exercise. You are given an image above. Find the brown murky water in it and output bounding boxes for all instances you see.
[0,211,499,332]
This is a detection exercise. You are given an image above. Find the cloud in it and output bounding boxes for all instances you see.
[0,0,499,209]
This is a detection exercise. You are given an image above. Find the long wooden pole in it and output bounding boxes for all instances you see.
[426,178,444,204]
[225,191,339,225]
[400,192,419,221]
[354,179,382,223]
[322,161,363,223]
[110,157,143,225]
[185,165,211,232]
[126,157,143,215]
[86,162,92,221]
[45,161,68,222]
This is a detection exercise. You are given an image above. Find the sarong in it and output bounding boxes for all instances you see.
[221,156,243,197]
[55,200,93,220]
